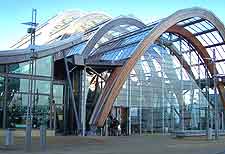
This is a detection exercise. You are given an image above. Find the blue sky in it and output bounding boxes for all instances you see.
[0,0,225,50]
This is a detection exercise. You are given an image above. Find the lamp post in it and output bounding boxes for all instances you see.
[203,57,212,139]
[203,49,219,140]
[22,8,38,151]
[212,49,219,140]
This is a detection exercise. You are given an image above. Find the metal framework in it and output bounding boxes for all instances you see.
[91,7,225,127]
[0,7,225,135]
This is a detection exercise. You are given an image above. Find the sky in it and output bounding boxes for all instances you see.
[0,0,225,50]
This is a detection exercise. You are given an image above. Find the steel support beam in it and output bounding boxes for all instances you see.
[86,66,106,81]
[63,53,81,132]
[3,65,8,129]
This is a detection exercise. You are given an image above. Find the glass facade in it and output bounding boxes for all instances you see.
[1,8,225,137]
[112,42,222,134]
[0,56,54,129]
[0,76,4,128]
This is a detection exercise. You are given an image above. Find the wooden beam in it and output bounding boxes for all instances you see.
[92,8,225,127]
[167,25,225,109]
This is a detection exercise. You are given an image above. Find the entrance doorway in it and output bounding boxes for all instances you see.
[53,83,65,133]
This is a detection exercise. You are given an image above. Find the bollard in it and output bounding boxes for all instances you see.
[89,125,97,136]
[165,127,168,134]
[25,122,32,151]
[207,128,213,140]
[5,128,14,145]
[40,125,46,151]
[100,128,103,136]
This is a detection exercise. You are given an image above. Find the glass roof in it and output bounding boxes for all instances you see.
[88,24,144,55]
[177,17,225,75]
[91,16,225,82]
[91,28,152,60]
[100,43,137,61]
[9,11,225,82]
[11,11,110,49]
[66,41,87,57]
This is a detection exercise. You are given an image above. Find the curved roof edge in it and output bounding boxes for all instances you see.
[0,16,146,64]
[91,7,225,126]
[82,16,146,57]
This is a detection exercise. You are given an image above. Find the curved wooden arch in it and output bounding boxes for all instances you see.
[81,17,146,57]
[92,7,225,127]
[89,41,196,125]
[166,25,225,108]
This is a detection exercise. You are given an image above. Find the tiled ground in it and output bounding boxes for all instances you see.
[0,135,225,154]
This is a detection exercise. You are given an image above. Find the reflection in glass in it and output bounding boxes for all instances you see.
[35,56,52,76]
[6,92,50,128]
[9,61,30,74]
[8,56,52,77]
[35,80,50,94]
[53,84,64,105]
[0,65,5,73]
[8,78,29,93]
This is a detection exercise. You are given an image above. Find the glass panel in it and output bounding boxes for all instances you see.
[121,30,149,46]
[196,35,208,46]
[0,76,4,128]
[184,26,197,34]
[35,56,52,76]
[37,95,49,106]
[8,78,29,93]
[7,92,50,128]
[188,25,201,33]
[194,22,208,31]
[216,62,225,74]
[211,31,224,42]
[206,32,220,44]
[9,61,30,74]
[200,21,214,29]
[66,42,86,57]
[0,76,4,95]
[53,84,64,105]
[200,34,214,46]
[0,65,5,73]
[101,43,137,61]
[34,80,50,94]
[7,93,28,128]
[8,56,52,76]
[7,78,50,95]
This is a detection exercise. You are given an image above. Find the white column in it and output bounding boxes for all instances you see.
[161,56,165,134]
[179,40,184,131]
[221,112,224,131]
[139,81,142,135]
[81,68,87,136]
[128,75,131,135]
[213,49,219,139]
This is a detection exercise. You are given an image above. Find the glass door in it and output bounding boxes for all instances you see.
[53,83,65,133]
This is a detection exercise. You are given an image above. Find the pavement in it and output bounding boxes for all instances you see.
[0,134,225,154]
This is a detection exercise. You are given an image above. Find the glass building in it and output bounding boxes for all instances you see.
[0,7,225,136]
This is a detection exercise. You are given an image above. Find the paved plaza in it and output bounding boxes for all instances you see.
[0,135,225,154]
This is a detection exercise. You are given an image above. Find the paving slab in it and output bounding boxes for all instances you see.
[0,134,224,154]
